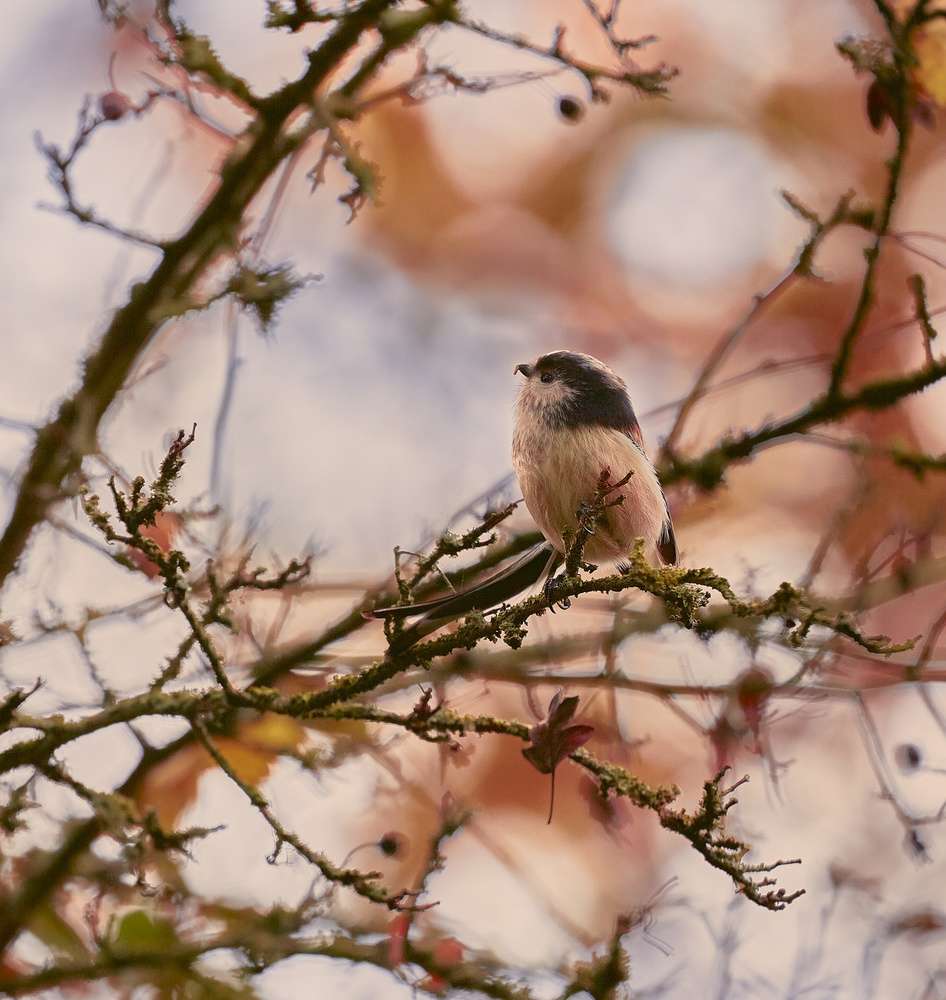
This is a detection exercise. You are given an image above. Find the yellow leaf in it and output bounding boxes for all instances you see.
[137,714,305,826]
[914,16,946,104]
[241,713,303,752]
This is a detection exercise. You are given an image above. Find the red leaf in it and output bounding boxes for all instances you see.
[522,691,594,822]
[866,78,895,131]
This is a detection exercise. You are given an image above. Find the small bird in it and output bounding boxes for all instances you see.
[372,351,675,648]
[512,350,675,567]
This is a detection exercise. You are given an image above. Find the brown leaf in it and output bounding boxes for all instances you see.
[521,691,594,823]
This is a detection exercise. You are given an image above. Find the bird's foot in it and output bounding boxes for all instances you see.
[544,574,571,612]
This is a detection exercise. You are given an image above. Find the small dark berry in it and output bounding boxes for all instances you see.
[558,96,585,123]
[100,92,132,121]
[378,832,406,857]
[894,743,922,772]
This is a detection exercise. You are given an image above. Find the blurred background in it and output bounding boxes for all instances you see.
[3,0,946,997]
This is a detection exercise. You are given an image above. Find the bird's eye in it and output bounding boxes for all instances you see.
[540,372,555,384]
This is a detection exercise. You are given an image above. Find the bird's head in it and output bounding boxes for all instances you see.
[514,351,636,432]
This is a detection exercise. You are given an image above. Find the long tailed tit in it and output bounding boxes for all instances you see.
[373,351,675,648]
[512,350,675,566]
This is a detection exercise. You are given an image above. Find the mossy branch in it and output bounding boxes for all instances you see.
[662,352,946,491]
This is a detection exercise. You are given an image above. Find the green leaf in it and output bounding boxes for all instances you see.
[112,910,179,955]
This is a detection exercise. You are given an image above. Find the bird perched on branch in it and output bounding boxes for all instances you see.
[372,351,676,649]
[512,350,676,567]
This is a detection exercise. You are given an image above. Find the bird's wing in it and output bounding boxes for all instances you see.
[658,507,677,565]
[619,419,676,565]
[621,415,647,455]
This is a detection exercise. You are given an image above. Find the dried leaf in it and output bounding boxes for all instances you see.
[522,691,594,823]
[913,9,946,106]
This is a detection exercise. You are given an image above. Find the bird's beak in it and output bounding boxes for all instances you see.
[515,363,534,377]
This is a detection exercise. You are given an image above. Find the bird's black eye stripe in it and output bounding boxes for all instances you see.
[540,372,555,384]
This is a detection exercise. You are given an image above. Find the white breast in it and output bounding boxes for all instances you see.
[512,423,666,563]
